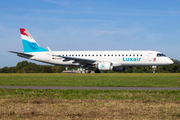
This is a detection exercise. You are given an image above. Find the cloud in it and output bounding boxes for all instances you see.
[2,6,180,18]
[28,26,157,51]
[43,0,69,6]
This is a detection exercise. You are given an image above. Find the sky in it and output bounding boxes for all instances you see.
[0,0,180,68]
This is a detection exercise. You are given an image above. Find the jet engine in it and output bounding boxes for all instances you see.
[113,66,126,71]
[96,62,113,71]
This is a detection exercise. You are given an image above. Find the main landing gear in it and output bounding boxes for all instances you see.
[85,69,91,73]
[94,69,100,73]
[84,69,100,73]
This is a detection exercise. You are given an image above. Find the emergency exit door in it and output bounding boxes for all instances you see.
[148,53,153,61]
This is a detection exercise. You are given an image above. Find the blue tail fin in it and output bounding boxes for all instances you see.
[20,28,48,53]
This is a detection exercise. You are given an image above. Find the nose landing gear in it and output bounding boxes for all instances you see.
[152,66,157,73]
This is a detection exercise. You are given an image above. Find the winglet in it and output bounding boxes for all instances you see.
[47,47,55,56]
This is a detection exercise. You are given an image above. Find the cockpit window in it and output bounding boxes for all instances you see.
[157,53,166,57]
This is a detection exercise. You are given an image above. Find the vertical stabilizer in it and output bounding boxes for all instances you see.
[20,28,48,53]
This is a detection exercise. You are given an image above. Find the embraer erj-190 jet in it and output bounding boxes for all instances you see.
[9,28,173,73]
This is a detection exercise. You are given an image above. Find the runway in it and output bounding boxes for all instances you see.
[0,86,180,90]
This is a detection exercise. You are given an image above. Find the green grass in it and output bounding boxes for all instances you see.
[1,89,180,120]
[0,73,180,87]
[0,89,180,102]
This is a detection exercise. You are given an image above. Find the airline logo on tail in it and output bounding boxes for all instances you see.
[20,28,48,53]
[21,28,33,39]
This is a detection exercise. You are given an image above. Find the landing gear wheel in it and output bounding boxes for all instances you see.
[95,69,100,73]
[152,66,157,73]
[85,69,91,73]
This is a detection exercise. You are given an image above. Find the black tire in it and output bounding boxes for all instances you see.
[95,69,100,73]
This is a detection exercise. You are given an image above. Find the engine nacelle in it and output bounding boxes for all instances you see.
[96,62,113,71]
[113,66,126,71]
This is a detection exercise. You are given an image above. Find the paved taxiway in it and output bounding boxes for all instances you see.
[0,86,180,90]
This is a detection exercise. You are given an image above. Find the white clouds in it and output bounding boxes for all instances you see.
[29,26,160,51]
[44,0,69,6]
[2,7,180,20]
[144,34,163,43]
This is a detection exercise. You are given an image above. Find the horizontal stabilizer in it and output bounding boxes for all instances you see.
[8,51,33,58]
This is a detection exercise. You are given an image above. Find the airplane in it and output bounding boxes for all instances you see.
[9,28,174,73]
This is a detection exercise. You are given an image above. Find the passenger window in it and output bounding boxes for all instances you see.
[89,55,90,56]
[104,54,106,56]
[122,54,124,56]
[133,54,135,56]
[115,54,117,56]
[92,54,94,56]
[140,54,142,56]
[72,55,74,56]
[111,54,113,56]
[69,55,71,56]
[119,54,120,56]
[129,54,131,56]
[108,54,110,56]
[126,54,128,56]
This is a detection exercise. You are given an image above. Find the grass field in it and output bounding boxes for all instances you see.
[1,73,180,119]
[1,89,180,101]
[0,73,180,87]
[0,89,180,119]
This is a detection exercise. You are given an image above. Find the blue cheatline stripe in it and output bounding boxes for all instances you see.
[22,39,48,53]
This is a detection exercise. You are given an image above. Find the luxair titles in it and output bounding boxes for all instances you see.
[123,57,141,61]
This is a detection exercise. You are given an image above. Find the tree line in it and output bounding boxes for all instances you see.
[0,61,65,73]
[0,59,180,73]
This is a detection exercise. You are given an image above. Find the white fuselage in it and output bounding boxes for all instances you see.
[28,50,173,67]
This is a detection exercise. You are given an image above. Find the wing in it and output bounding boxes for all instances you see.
[47,47,98,65]
[55,55,97,64]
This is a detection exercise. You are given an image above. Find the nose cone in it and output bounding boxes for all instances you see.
[167,58,174,64]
